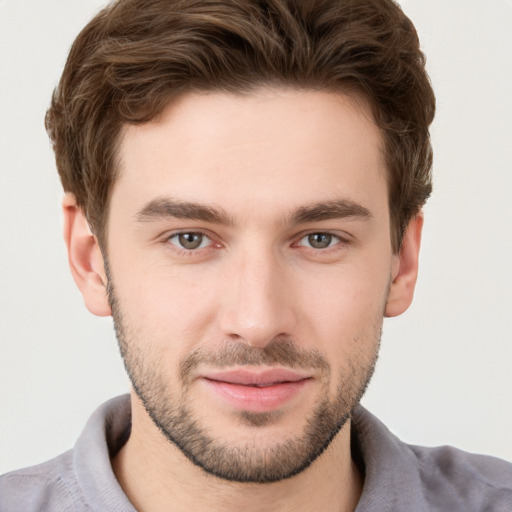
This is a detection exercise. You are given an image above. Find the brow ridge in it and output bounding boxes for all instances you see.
[289,199,372,225]
[136,198,233,225]
[136,197,371,226]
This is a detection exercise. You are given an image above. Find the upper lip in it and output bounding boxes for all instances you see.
[201,368,311,386]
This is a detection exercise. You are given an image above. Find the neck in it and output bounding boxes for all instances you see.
[112,393,362,512]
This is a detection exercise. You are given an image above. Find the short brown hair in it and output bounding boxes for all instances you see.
[46,0,435,251]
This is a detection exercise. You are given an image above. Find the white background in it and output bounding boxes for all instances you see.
[0,0,510,474]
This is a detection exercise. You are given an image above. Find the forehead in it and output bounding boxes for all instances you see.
[113,88,387,223]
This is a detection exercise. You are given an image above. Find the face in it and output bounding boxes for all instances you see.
[104,89,398,482]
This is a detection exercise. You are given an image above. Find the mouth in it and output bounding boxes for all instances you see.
[200,368,312,413]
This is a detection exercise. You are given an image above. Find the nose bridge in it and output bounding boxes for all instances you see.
[219,242,296,347]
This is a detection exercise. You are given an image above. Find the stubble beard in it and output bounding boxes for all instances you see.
[107,280,381,483]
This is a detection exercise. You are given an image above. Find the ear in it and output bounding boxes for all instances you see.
[62,193,111,317]
[385,214,423,318]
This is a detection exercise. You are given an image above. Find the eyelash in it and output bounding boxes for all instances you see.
[294,232,345,250]
[165,230,216,255]
[163,229,350,257]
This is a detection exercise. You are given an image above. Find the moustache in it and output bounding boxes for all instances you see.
[179,337,330,384]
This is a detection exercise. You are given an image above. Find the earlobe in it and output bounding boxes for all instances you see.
[62,193,112,317]
[385,214,423,318]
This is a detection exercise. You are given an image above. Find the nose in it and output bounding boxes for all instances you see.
[218,247,298,348]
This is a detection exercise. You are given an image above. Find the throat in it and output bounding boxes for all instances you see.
[113,394,362,512]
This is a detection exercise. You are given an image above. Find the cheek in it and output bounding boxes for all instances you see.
[295,260,390,352]
[301,256,391,312]
[112,259,223,353]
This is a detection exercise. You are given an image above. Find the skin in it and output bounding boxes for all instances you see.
[63,88,422,512]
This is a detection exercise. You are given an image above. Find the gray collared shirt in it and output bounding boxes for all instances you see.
[1,395,511,511]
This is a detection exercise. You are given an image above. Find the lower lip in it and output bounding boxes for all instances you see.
[202,378,310,413]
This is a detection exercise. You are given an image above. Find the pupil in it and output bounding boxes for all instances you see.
[309,233,331,249]
[179,233,202,249]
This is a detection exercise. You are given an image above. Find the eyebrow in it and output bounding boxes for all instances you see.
[288,200,372,224]
[136,197,371,226]
[136,198,234,225]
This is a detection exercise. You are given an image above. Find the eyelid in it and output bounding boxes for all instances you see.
[292,230,353,251]
[159,228,352,256]
[164,227,211,239]
[163,228,221,254]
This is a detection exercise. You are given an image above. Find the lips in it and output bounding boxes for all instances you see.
[200,368,311,413]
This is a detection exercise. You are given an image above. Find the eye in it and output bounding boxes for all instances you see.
[168,232,211,251]
[297,232,341,249]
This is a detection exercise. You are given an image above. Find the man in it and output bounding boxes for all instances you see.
[1,0,511,511]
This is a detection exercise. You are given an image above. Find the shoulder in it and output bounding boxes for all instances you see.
[0,451,85,512]
[352,406,512,512]
[0,396,133,512]
[410,443,512,510]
